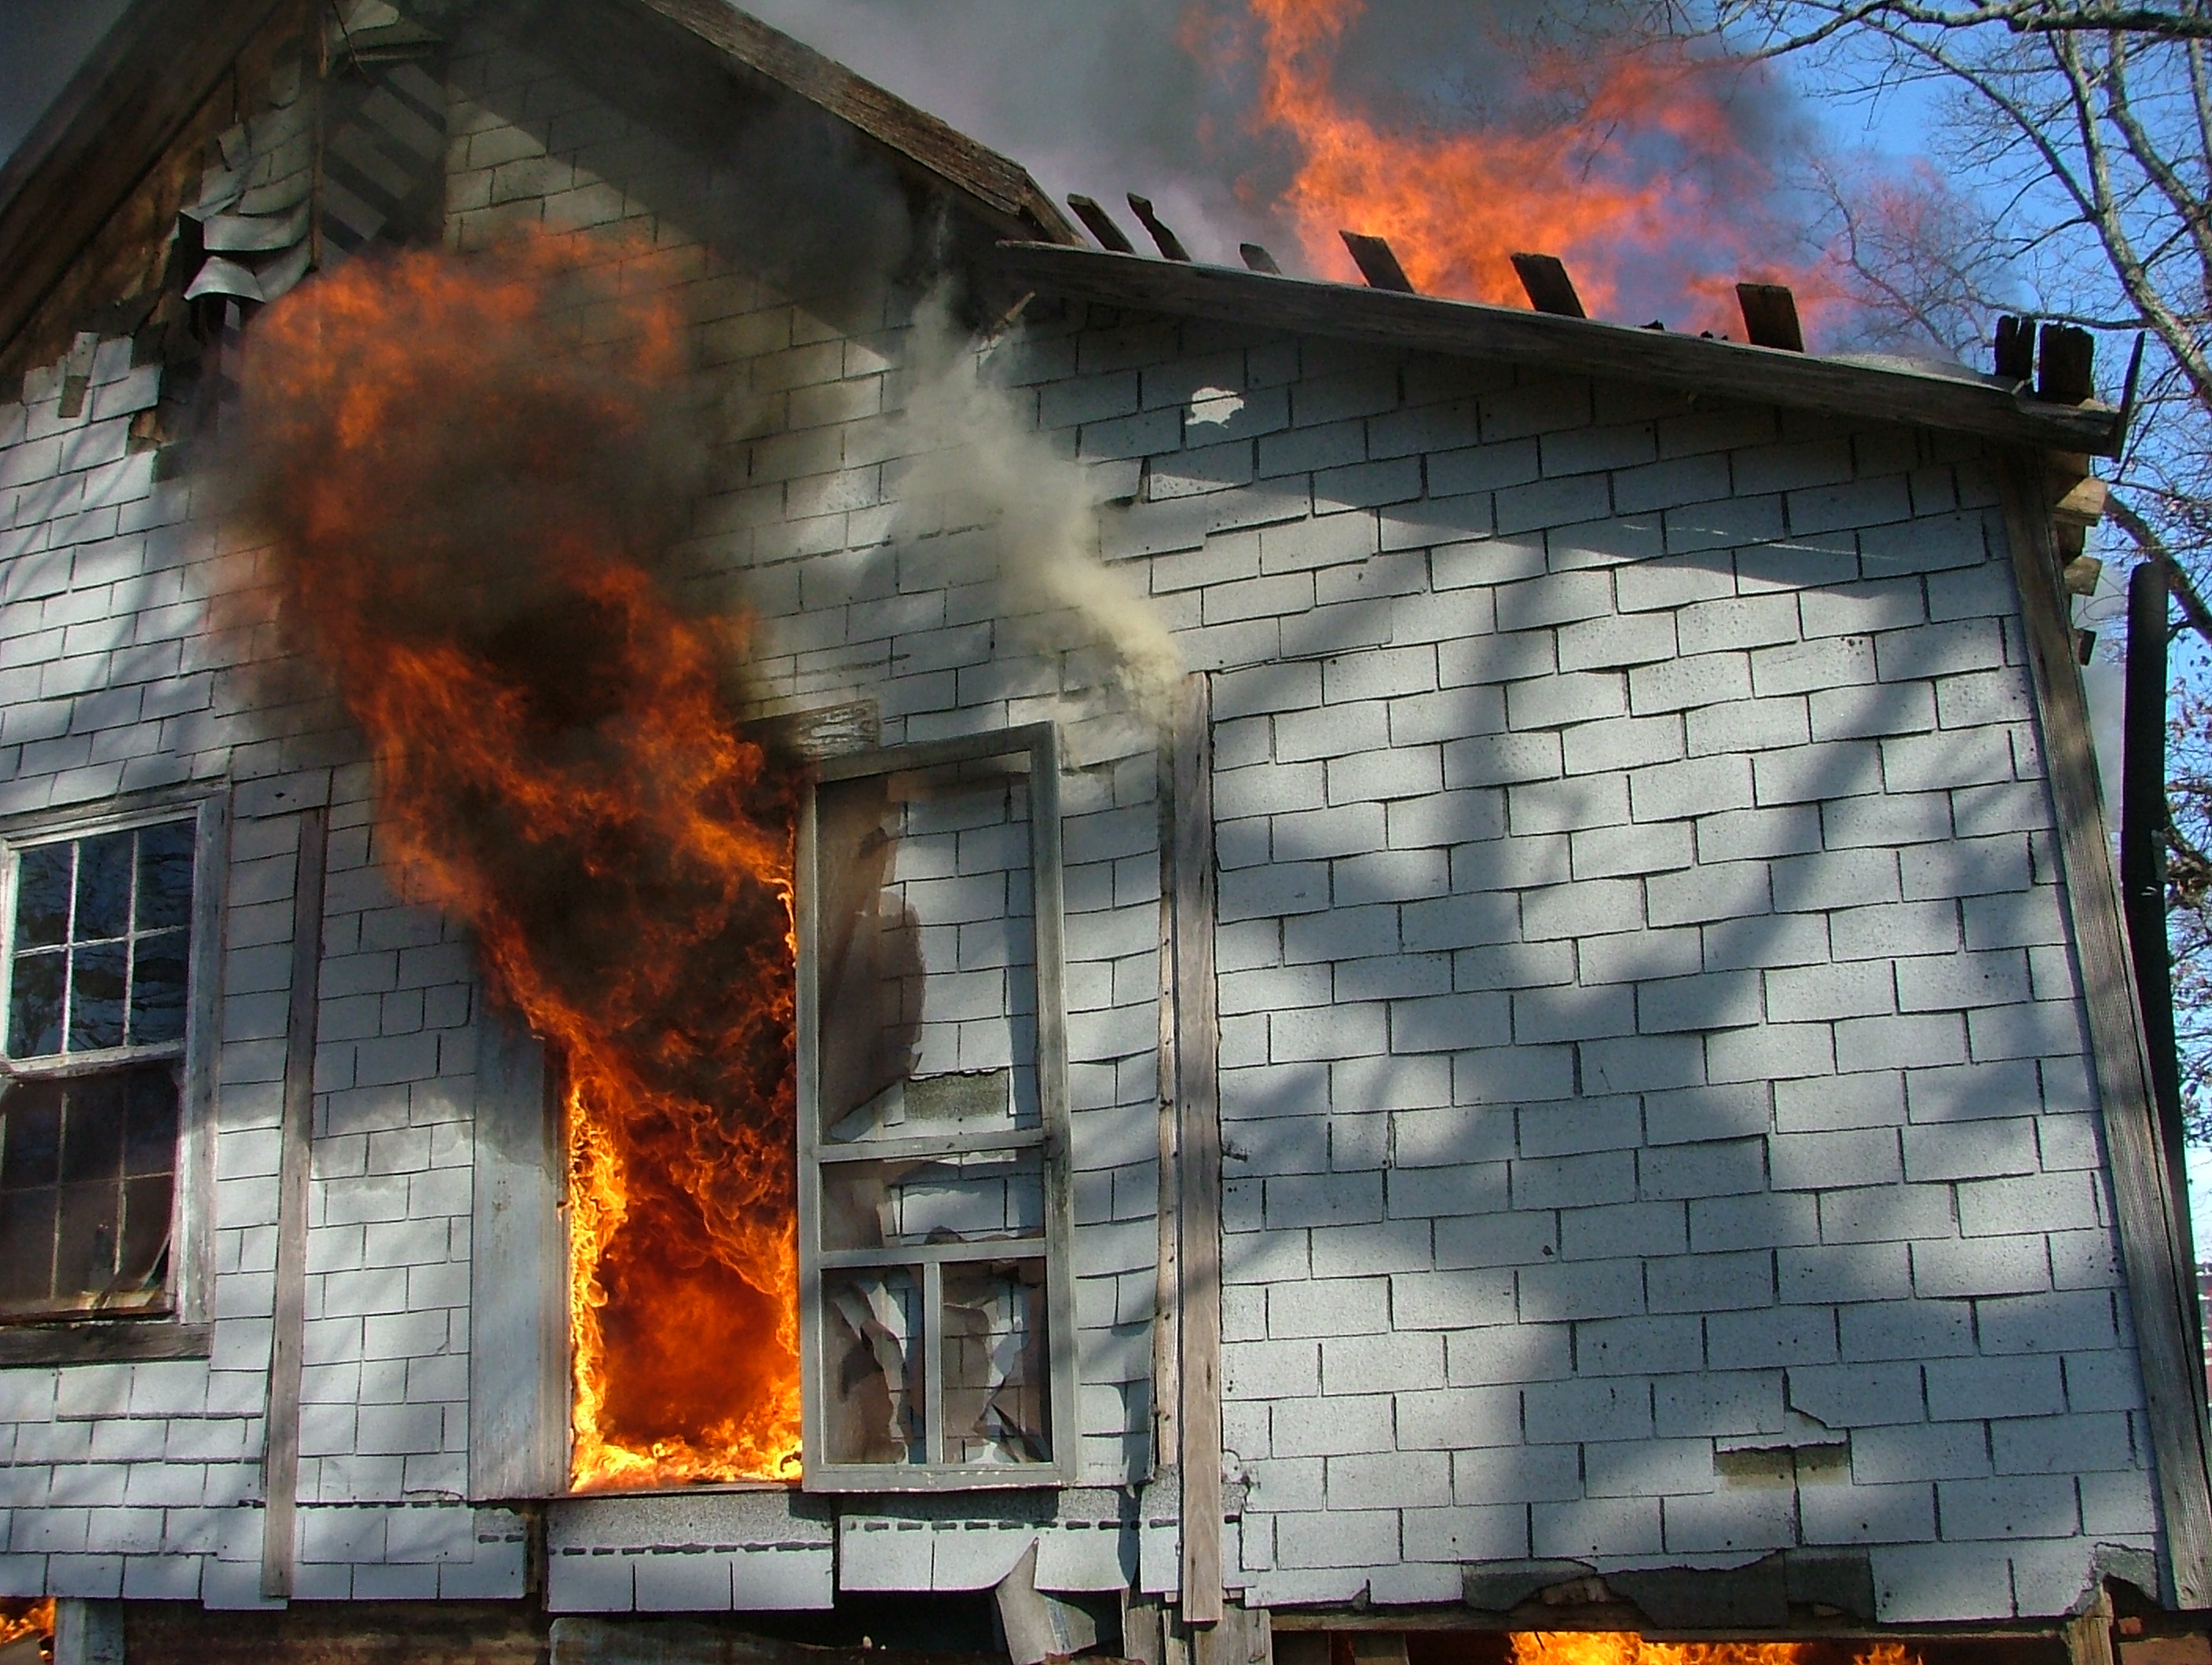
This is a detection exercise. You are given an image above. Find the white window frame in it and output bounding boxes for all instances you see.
[795,723,1079,1491]
[0,790,225,1341]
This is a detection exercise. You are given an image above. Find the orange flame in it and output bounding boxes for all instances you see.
[240,232,800,1488]
[0,1598,53,1652]
[1221,0,1837,335]
[1510,1638,1920,1665]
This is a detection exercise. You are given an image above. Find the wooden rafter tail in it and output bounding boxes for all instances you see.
[1736,281,1804,352]
[1067,194,1135,255]
[1127,194,1192,262]
[1341,230,1414,293]
[1510,251,1585,318]
[1239,243,1282,276]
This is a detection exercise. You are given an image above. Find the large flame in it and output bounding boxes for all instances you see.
[0,1598,53,1652]
[1219,0,1833,334]
[240,232,801,1488]
[1511,1638,1919,1665]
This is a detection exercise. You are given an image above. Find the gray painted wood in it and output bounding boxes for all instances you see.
[0,1322,211,1367]
[1172,674,1223,1627]
[260,805,327,1602]
[2000,459,2212,1606]
[468,1004,567,1501]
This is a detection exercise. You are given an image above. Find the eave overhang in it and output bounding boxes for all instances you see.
[996,240,2122,456]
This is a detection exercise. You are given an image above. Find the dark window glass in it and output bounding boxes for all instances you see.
[0,1081,62,1189]
[0,1067,178,1319]
[135,822,195,932]
[129,931,189,1047]
[13,844,70,950]
[68,939,127,1053]
[6,820,195,1060]
[73,831,133,942]
[8,950,63,1059]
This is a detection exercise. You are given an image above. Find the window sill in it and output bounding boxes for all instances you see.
[0,1320,211,1367]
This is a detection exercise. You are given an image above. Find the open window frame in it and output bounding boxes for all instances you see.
[795,723,1079,1491]
[0,789,227,1364]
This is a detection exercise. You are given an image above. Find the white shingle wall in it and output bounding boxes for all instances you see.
[0,309,511,1605]
[0,23,2152,1627]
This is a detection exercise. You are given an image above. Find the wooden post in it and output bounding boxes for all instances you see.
[1171,674,1223,1626]
[2122,558,2203,1374]
[260,806,327,1601]
[2001,459,2212,1605]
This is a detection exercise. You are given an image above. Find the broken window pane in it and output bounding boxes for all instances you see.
[942,1259,1051,1466]
[822,1269,924,1465]
[0,1064,179,1319]
[822,1147,1046,1253]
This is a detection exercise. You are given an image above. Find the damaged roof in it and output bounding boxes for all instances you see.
[995,241,2126,456]
[0,0,1081,374]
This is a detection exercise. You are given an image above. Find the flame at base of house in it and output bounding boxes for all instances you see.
[240,232,804,1491]
[1511,1636,1917,1665]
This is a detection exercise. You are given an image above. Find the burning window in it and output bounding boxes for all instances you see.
[0,814,200,1322]
[798,725,1076,1487]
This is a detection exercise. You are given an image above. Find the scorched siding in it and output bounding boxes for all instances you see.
[0,1,2162,1630]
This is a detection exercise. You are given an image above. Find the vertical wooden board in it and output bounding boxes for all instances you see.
[1154,740,1182,1473]
[260,806,328,1601]
[2000,459,2212,1606]
[1173,674,1223,1627]
[469,1006,566,1500]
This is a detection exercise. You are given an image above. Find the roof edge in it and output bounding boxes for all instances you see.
[629,0,1084,247]
[997,241,2120,456]
[0,0,289,367]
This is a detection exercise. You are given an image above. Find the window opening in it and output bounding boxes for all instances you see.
[797,724,1076,1488]
[0,818,198,1321]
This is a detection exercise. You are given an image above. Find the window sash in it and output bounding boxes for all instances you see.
[0,798,221,1330]
[795,723,1079,1491]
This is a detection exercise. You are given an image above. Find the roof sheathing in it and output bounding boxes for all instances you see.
[997,240,2122,456]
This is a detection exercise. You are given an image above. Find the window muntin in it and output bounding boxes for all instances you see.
[797,725,1077,1489]
[0,817,200,1322]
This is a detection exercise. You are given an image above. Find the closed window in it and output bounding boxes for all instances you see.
[0,816,201,1322]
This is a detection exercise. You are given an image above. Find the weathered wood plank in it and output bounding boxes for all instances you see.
[467,1008,566,1502]
[620,0,1080,246]
[995,243,2122,456]
[0,1323,211,1368]
[260,807,328,1603]
[1173,674,1223,1627]
[1999,459,2212,1607]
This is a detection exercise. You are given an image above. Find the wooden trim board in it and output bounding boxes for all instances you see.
[1998,458,2212,1606]
[259,806,328,1602]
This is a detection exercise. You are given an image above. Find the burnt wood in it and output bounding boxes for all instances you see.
[0,0,291,376]
[126,1601,547,1665]
[996,242,2124,454]
[1172,674,1223,1628]
[261,807,329,1602]
[0,1321,211,1367]
[1511,252,1586,318]
[1342,232,1415,294]
[1999,459,2212,1605]
[1995,313,2037,381]
[1128,194,1192,262]
[621,0,1081,246]
[1239,243,1283,276]
[1735,281,1804,352]
[2038,322,2098,404]
[1068,194,1137,254]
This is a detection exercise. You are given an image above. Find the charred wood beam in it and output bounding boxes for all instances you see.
[1126,194,1191,262]
[1238,242,1282,275]
[1066,194,1134,255]
[1736,282,1805,352]
[1511,251,1588,319]
[1341,231,1414,293]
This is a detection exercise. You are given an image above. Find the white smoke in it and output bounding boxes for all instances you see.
[893,292,1183,728]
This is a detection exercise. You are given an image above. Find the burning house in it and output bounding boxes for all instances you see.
[0,0,2203,1661]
